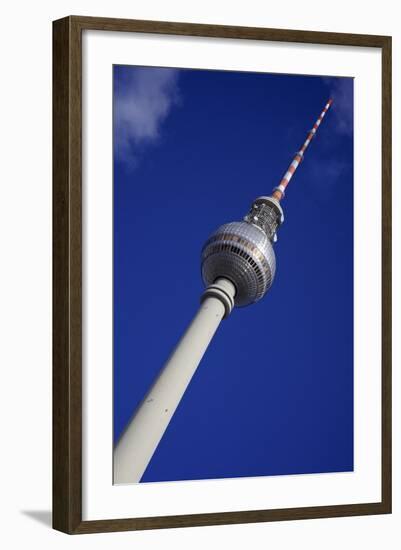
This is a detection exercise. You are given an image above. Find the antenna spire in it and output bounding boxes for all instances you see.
[272,99,333,201]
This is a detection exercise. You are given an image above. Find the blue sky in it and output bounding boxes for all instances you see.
[113,65,354,483]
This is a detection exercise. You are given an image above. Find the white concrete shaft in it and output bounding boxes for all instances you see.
[113,278,236,484]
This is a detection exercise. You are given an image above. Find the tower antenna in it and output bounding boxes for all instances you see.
[272,99,333,201]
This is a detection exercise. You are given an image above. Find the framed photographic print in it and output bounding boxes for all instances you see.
[53,16,392,534]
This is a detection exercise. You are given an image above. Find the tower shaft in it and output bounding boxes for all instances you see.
[114,278,235,484]
[272,99,333,201]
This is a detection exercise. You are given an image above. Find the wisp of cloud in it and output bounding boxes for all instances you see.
[323,77,353,136]
[300,77,353,201]
[114,67,180,168]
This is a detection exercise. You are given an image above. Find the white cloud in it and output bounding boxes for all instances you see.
[323,77,353,136]
[114,67,180,167]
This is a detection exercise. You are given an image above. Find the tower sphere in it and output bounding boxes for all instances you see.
[201,221,276,307]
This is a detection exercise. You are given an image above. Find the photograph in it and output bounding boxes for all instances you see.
[112,65,354,485]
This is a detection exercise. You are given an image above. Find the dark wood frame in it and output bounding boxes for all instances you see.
[53,15,392,534]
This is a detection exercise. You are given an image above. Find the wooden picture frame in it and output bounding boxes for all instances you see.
[53,15,392,534]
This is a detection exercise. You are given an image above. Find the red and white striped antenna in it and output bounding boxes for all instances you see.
[272,98,333,201]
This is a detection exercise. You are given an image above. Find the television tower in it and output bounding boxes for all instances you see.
[114,98,333,484]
